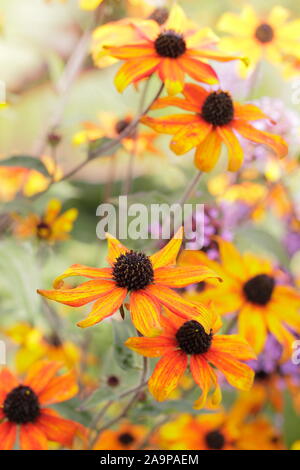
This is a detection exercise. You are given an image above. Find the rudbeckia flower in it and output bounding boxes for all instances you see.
[13,199,78,243]
[125,308,255,409]
[38,227,221,336]
[142,83,288,172]
[105,4,245,95]
[0,361,81,450]
[217,5,300,76]
[93,422,146,450]
[188,238,300,357]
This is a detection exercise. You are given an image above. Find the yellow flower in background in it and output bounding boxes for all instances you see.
[93,422,147,450]
[13,199,78,243]
[291,441,300,450]
[79,0,103,10]
[217,5,300,76]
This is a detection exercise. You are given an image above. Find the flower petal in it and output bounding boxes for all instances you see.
[38,409,79,447]
[234,103,271,121]
[38,370,78,405]
[148,350,188,401]
[217,237,246,281]
[217,125,244,171]
[211,335,256,360]
[266,314,295,362]
[151,96,199,112]
[0,422,17,450]
[141,114,200,134]
[194,129,222,171]
[129,291,162,337]
[114,58,160,92]
[52,265,113,289]
[106,44,155,59]
[182,83,209,107]
[190,354,212,409]
[125,336,177,357]
[234,120,288,158]
[37,280,116,307]
[238,304,267,354]
[154,265,221,287]
[150,226,183,268]
[77,287,127,328]
[180,57,219,84]
[24,361,62,396]
[165,4,187,32]
[158,58,185,95]
[20,423,48,450]
[0,368,18,401]
[170,120,212,154]
[106,232,129,265]
[206,350,254,391]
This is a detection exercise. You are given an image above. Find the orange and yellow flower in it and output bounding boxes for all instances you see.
[125,308,255,409]
[217,5,300,76]
[93,422,146,450]
[37,227,221,336]
[184,238,300,358]
[13,199,78,243]
[105,4,245,95]
[0,361,82,450]
[142,83,288,172]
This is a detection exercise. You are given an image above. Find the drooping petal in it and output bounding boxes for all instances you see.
[158,58,185,95]
[77,287,127,328]
[141,114,200,135]
[238,304,267,354]
[105,44,156,59]
[217,126,244,172]
[190,354,212,409]
[24,361,62,396]
[105,232,129,265]
[234,103,271,121]
[148,350,188,401]
[151,96,199,112]
[170,120,212,154]
[20,423,48,450]
[114,58,160,92]
[188,48,248,66]
[38,409,79,447]
[194,130,222,171]
[52,264,113,288]
[154,265,221,288]
[0,422,17,450]
[180,57,219,84]
[233,120,288,158]
[38,371,78,405]
[125,336,177,357]
[129,291,162,337]
[150,226,183,268]
[206,350,254,391]
[37,280,116,307]
[211,335,256,360]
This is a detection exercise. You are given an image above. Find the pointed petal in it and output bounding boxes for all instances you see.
[234,120,288,158]
[38,410,79,447]
[52,265,113,289]
[190,354,212,409]
[106,232,129,265]
[170,120,212,154]
[234,103,271,121]
[188,48,248,66]
[207,350,254,391]
[217,237,245,281]
[165,4,187,32]
[0,422,17,450]
[194,130,222,171]
[158,58,185,96]
[238,304,267,354]
[182,83,209,107]
[77,287,127,328]
[38,371,78,405]
[154,265,222,287]
[148,350,187,401]
[125,336,177,357]
[180,57,219,84]
[211,335,256,360]
[141,114,200,134]
[38,280,116,307]
[24,361,62,396]
[129,291,162,337]
[150,226,183,268]
[106,44,155,59]
[0,369,18,401]
[151,96,199,112]
[20,423,48,450]
[114,58,160,92]
[266,314,295,362]
[217,126,244,171]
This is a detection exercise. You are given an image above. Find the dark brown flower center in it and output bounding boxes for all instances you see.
[107,375,120,387]
[255,23,274,43]
[115,119,131,134]
[148,7,169,25]
[201,91,234,127]
[205,430,225,450]
[36,221,51,239]
[255,369,270,382]
[243,274,275,305]
[46,333,62,348]
[118,432,135,446]
[112,251,154,291]
[154,30,186,58]
[3,385,40,424]
[176,320,213,355]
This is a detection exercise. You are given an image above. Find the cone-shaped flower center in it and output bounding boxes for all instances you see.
[36,221,51,239]
[176,320,213,355]
[46,333,62,348]
[4,385,40,424]
[148,7,169,25]
[243,274,275,305]
[107,375,120,387]
[154,30,186,58]
[118,432,135,445]
[201,91,234,127]
[255,369,270,382]
[255,23,274,43]
[113,251,154,291]
[205,430,225,450]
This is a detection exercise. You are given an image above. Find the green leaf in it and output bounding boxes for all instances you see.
[0,155,50,177]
